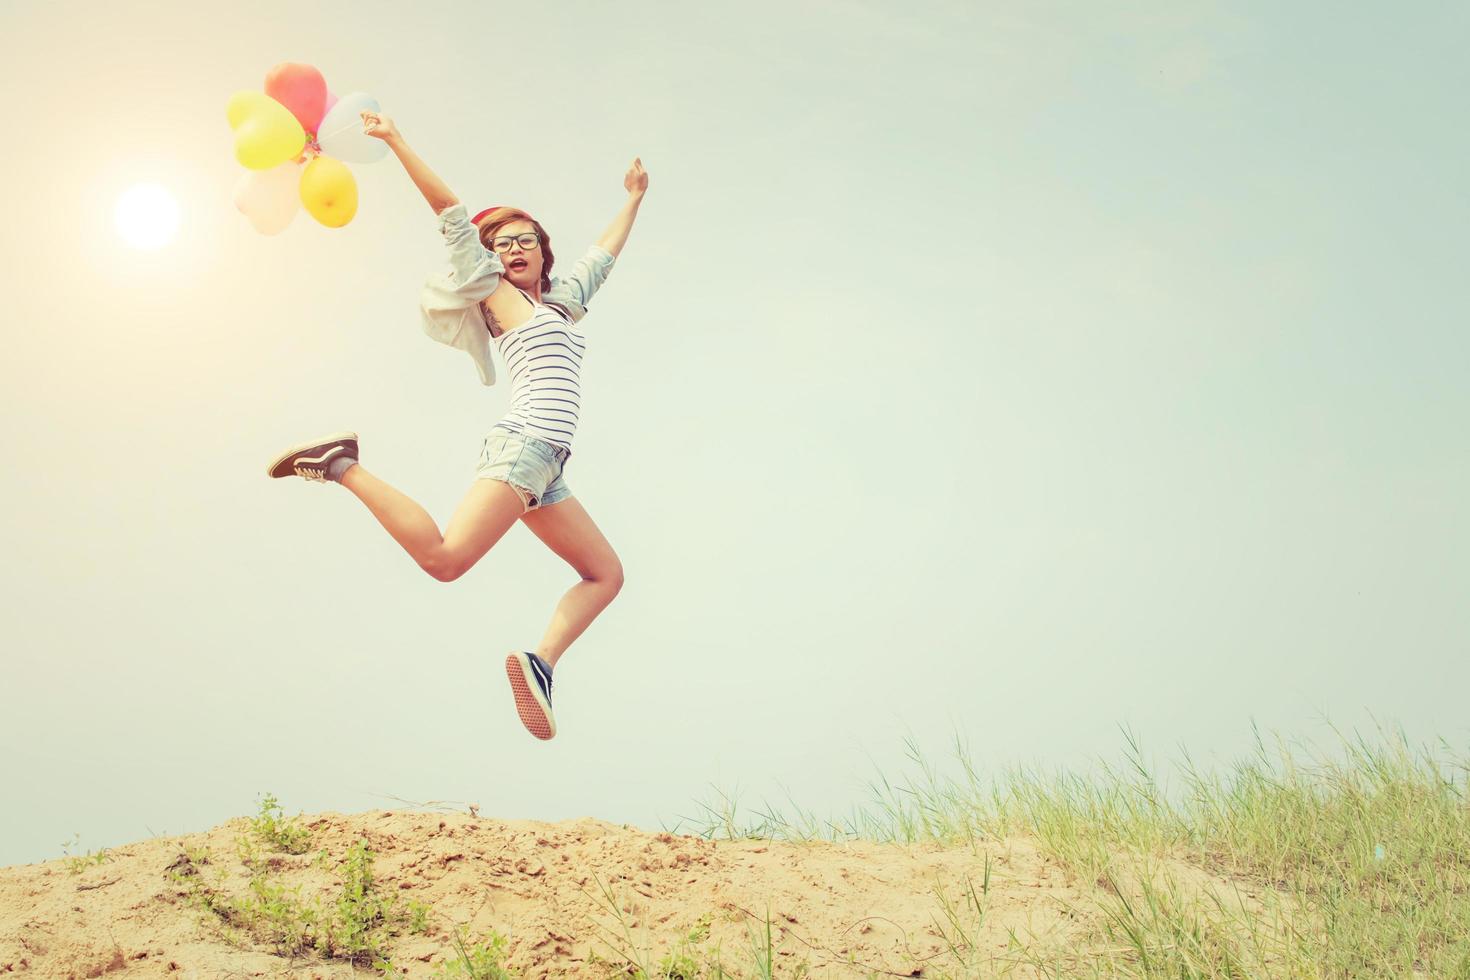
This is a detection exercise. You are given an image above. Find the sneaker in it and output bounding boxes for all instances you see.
[267,432,359,482]
[505,651,557,740]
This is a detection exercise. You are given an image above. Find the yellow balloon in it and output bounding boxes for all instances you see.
[299,155,358,228]
[226,90,306,171]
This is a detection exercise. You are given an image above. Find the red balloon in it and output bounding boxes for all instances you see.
[264,63,328,135]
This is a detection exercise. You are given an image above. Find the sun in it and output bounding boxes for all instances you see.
[114,183,181,250]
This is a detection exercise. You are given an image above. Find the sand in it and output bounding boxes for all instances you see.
[0,809,1164,978]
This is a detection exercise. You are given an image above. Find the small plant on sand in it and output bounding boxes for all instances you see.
[582,870,656,976]
[407,898,432,935]
[59,833,109,874]
[653,913,714,979]
[249,792,313,854]
[740,904,777,980]
[165,846,228,919]
[427,924,513,979]
[927,858,992,971]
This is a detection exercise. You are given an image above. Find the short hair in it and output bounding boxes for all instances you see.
[474,207,556,294]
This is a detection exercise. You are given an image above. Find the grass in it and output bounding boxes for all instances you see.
[668,717,1470,977]
[417,925,514,979]
[59,832,110,874]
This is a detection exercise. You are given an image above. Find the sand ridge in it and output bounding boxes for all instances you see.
[1,810,1100,978]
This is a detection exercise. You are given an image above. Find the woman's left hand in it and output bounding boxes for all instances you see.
[624,157,648,198]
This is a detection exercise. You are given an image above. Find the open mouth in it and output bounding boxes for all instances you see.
[510,260,527,271]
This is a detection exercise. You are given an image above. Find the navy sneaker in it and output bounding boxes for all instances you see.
[505,651,556,740]
[267,432,359,482]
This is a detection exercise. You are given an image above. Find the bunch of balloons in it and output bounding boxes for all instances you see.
[226,63,387,234]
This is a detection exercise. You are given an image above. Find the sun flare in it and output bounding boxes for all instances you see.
[114,183,181,250]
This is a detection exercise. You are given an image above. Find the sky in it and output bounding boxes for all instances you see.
[1,1,1466,868]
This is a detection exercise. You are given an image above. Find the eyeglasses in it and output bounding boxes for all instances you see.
[489,233,541,254]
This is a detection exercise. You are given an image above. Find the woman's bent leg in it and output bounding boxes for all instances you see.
[340,464,525,581]
[519,496,625,668]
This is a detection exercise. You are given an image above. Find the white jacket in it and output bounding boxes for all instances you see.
[418,202,616,386]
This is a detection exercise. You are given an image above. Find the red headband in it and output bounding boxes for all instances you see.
[472,206,502,225]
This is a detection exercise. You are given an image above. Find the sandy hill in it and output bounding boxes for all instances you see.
[0,807,1151,978]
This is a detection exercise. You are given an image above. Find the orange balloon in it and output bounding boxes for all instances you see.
[299,155,358,228]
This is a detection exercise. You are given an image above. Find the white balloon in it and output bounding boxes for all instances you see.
[233,160,301,235]
[317,92,389,164]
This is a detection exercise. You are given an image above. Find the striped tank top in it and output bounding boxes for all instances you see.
[488,286,587,452]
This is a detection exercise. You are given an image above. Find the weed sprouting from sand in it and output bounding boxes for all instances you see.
[742,903,776,980]
[167,797,432,976]
[582,868,660,976]
[680,783,768,842]
[649,913,718,980]
[59,832,110,874]
[929,858,990,963]
[673,782,854,848]
[423,924,513,979]
[248,792,313,854]
[582,875,813,980]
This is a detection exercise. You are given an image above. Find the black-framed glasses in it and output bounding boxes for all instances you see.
[489,233,541,254]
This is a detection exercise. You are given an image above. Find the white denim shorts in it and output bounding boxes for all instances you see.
[475,424,573,512]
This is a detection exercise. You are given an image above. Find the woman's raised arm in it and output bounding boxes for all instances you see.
[362,110,459,214]
[595,157,649,258]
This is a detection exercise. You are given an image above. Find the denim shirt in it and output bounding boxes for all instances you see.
[418,202,616,386]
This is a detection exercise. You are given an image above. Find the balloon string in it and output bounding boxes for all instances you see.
[316,119,358,142]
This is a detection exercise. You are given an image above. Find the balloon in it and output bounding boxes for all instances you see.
[226,90,306,170]
[316,92,389,164]
[299,155,358,228]
[324,91,339,115]
[264,62,328,134]
[233,160,302,235]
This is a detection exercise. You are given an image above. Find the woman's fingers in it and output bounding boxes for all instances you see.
[624,157,648,194]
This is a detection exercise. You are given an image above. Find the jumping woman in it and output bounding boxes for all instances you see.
[266,108,648,741]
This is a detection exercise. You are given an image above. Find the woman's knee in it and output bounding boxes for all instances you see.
[595,559,625,595]
[421,549,470,583]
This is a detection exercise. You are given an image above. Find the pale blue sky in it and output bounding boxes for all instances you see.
[1,1,1466,867]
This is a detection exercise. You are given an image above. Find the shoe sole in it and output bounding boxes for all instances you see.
[505,652,556,740]
[266,431,359,478]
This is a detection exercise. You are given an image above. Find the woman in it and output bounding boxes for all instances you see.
[265,108,648,742]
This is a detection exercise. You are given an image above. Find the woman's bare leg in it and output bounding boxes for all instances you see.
[339,463,526,581]
[518,496,625,668]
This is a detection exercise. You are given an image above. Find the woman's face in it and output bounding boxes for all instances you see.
[489,220,543,289]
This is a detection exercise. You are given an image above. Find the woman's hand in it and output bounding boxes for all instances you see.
[624,157,648,198]
[361,110,401,145]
